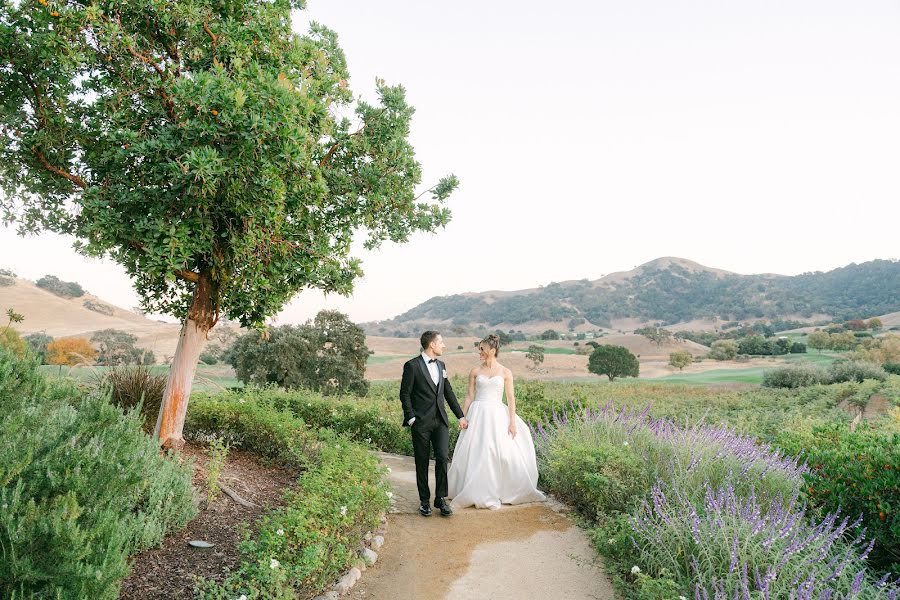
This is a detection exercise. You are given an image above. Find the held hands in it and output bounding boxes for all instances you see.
[458,417,468,430]
[508,422,517,439]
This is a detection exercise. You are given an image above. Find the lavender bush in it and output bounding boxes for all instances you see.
[631,482,898,599]
[533,401,808,508]
[532,401,898,598]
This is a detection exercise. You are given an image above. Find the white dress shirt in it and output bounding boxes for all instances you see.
[409,352,440,425]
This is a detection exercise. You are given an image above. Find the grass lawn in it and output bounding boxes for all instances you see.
[651,367,767,385]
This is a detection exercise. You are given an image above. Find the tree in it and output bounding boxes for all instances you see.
[229,310,369,395]
[35,275,85,298]
[638,326,673,347]
[1,2,457,448]
[1,308,26,358]
[829,331,857,352]
[867,318,883,331]
[668,350,693,371]
[540,329,560,340]
[493,330,513,346]
[846,319,868,332]
[23,331,53,364]
[91,328,148,365]
[707,339,738,361]
[588,345,639,382]
[807,330,830,353]
[46,338,97,366]
[525,344,545,370]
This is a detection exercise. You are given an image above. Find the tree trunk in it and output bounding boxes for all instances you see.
[154,273,216,450]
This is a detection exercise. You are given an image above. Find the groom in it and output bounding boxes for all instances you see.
[400,331,468,517]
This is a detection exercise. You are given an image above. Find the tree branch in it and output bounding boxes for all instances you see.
[203,22,218,56]
[174,269,200,283]
[31,147,86,189]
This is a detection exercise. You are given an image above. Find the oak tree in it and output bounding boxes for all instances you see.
[1,0,457,448]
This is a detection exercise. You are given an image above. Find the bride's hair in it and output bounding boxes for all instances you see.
[481,333,501,356]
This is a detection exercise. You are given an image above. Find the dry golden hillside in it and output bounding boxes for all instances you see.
[1,277,184,359]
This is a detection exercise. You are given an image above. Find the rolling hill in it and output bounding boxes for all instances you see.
[0,275,184,359]
[367,257,900,335]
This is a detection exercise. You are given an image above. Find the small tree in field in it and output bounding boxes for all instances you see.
[46,338,97,367]
[1,1,457,448]
[867,318,883,331]
[668,350,693,371]
[525,344,545,370]
[588,345,639,382]
[229,310,369,395]
[806,330,830,353]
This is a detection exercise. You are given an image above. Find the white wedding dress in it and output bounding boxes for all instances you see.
[448,374,546,509]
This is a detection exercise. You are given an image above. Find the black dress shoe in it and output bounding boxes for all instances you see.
[434,497,453,517]
[419,502,432,517]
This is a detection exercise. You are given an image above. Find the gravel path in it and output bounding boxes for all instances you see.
[349,452,615,600]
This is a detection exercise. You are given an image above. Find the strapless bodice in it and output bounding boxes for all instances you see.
[474,374,504,403]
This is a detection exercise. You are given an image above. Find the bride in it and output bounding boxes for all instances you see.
[448,334,546,509]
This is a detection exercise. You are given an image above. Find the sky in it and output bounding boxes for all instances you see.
[2,0,899,324]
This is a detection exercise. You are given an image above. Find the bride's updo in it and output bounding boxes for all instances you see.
[481,333,501,357]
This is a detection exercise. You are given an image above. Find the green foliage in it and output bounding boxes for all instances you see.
[229,310,369,395]
[525,344,545,369]
[23,331,53,364]
[762,363,827,388]
[193,388,416,456]
[91,328,148,366]
[588,345,639,382]
[0,327,26,358]
[185,399,389,600]
[204,436,230,507]
[776,423,900,571]
[0,268,14,287]
[667,350,692,371]
[0,352,196,599]
[635,326,672,346]
[538,437,649,519]
[83,299,114,316]
[1,1,456,327]
[827,360,888,384]
[540,329,561,340]
[707,339,738,360]
[34,275,85,298]
[96,365,168,432]
[884,362,900,376]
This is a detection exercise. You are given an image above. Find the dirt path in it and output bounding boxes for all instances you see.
[350,452,615,600]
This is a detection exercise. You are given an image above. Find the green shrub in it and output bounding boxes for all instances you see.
[229,311,369,396]
[0,390,196,599]
[827,360,888,384]
[187,401,390,600]
[761,363,827,388]
[0,327,26,359]
[881,362,900,376]
[23,332,53,364]
[193,388,418,456]
[775,423,900,572]
[97,365,167,432]
[35,274,85,298]
[539,437,649,519]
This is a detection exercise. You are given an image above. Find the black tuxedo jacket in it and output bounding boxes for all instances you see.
[399,355,464,428]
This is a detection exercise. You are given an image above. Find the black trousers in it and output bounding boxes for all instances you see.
[410,418,449,503]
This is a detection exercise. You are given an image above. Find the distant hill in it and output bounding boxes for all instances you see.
[368,257,900,335]
[0,275,184,359]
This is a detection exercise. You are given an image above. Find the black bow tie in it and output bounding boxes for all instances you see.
[428,358,438,364]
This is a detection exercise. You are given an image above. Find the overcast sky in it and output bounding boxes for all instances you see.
[2,0,898,323]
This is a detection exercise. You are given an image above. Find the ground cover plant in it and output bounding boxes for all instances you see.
[185,395,390,599]
[0,348,196,600]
